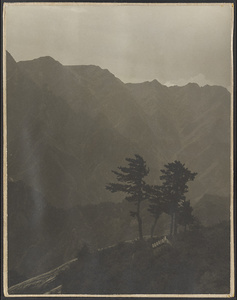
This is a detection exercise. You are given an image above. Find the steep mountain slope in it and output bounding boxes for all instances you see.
[17,59,161,155]
[8,53,158,207]
[193,194,230,226]
[8,180,230,288]
[126,81,230,199]
[6,52,231,293]
[8,180,168,285]
[8,258,77,295]
[9,221,230,295]
[10,53,231,206]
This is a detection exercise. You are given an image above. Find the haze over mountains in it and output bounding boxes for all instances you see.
[6,51,231,284]
[7,51,230,208]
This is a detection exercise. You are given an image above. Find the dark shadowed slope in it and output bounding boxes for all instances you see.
[8,258,77,295]
[9,52,159,207]
[8,221,230,295]
[8,179,229,286]
[193,194,230,226]
[17,55,231,202]
[6,51,231,290]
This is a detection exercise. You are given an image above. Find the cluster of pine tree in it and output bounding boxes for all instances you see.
[106,154,197,240]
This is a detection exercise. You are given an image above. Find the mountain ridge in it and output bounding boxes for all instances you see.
[17,53,230,91]
[5,51,231,294]
[7,51,231,207]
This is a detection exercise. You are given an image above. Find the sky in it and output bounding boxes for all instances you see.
[5,3,233,89]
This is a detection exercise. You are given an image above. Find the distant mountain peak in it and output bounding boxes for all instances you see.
[66,64,124,87]
[6,50,16,62]
[126,79,165,88]
[37,55,59,62]
[18,55,62,67]
[68,64,116,77]
[144,79,163,86]
[6,51,19,79]
[184,82,200,88]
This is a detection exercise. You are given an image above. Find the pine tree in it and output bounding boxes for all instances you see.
[145,184,164,238]
[106,154,149,240]
[160,160,197,236]
[178,199,194,231]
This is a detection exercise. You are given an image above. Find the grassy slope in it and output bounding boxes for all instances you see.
[8,259,77,295]
[61,221,230,295]
[8,220,230,295]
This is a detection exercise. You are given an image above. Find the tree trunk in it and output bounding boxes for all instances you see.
[138,215,143,240]
[170,213,174,236]
[137,201,143,240]
[151,217,158,239]
[174,212,178,236]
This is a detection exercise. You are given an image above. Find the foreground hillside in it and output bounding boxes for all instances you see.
[8,221,230,295]
[6,51,231,292]
[8,180,168,286]
[8,259,77,295]
[61,221,230,295]
[8,180,230,290]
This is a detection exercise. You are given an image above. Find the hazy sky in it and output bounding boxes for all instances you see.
[5,4,233,89]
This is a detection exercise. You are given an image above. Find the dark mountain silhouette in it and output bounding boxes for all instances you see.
[7,180,169,285]
[9,53,167,208]
[9,220,230,295]
[193,194,230,226]
[8,180,230,288]
[6,51,231,289]
[126,80,230,199]
[8,52,230,207]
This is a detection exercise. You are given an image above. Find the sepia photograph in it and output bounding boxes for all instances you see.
[2,2,235,297]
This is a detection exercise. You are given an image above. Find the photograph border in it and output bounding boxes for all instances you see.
[1,1,236,298]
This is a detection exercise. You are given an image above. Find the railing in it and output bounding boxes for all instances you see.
[152,236,171,249]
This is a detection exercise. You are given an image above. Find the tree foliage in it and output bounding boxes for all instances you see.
[106,154,149,239]
[160,160,197,236]
[106,157,197,239]
[145,184,164,238]
[178,199,194,231]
